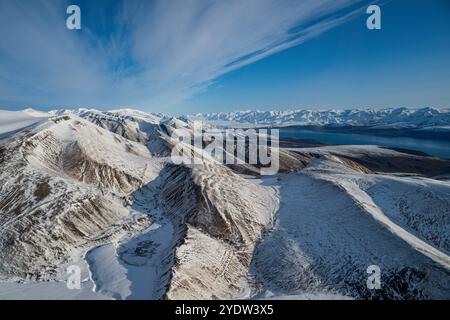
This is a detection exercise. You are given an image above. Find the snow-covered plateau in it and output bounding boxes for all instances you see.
[0,108,449,300]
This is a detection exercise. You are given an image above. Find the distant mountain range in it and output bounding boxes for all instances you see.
[2,107,450,138]
[188,107,450,130]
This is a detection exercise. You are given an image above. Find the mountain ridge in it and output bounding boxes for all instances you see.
[188,107,450,129]
[2,106,450,132]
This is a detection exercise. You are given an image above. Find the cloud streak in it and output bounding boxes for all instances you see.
[0,0,370,113]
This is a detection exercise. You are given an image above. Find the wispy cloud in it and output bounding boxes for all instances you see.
[0,0,369,112]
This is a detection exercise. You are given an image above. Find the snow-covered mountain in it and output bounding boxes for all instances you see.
[189,107,450,129]
[0,109,280,299]
[0,108,449,300]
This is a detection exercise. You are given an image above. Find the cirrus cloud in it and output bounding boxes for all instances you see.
[0,0,372,113]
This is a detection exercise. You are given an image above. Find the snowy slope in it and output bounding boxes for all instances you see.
[251,157,450,299]
[0,115,162,281]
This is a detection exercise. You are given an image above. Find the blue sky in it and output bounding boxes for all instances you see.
[0,0,449,114]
